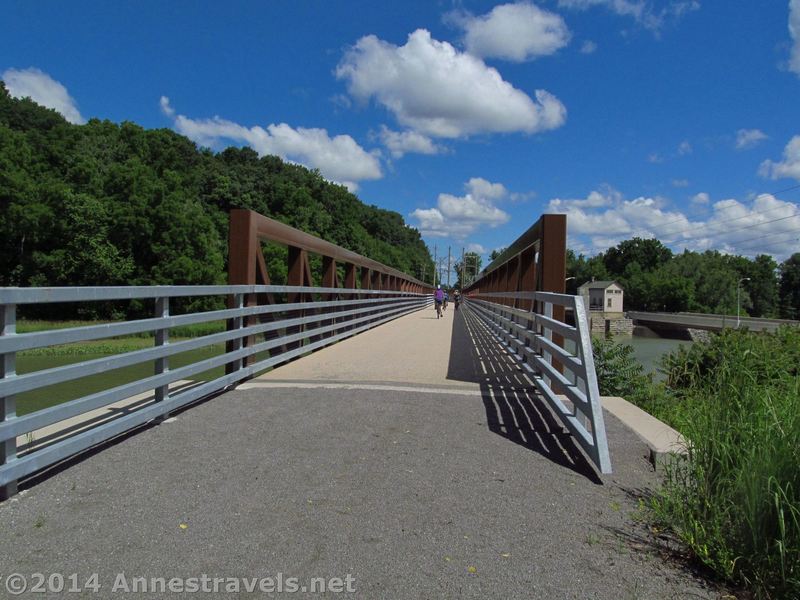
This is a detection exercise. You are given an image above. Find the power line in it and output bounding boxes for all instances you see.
[726,225,800,248]
[660,212,800,247]
[630,184,800,237]
[654,201,800,244]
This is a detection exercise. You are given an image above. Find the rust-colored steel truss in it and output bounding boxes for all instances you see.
[464,214,566,302]
[226,209,430,369]
[464,214,567,364]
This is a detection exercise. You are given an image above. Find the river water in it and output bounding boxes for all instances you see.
[614,335,692,376]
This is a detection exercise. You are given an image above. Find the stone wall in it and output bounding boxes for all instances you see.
[589,313,634,335]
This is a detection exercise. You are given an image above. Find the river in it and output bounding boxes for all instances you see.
[613,335,692,376]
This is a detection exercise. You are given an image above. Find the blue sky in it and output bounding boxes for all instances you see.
[3,1,800,269]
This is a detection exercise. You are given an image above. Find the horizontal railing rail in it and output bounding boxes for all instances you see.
[0,285,432,495]
[464,291,611,474]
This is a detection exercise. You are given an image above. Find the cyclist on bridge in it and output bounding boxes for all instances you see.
[434,285,444,318]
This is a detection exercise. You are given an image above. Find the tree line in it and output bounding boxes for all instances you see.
[0,82,434,315]
[567,237,800,319]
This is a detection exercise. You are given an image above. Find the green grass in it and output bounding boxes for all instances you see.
[17,319,227,356]
[595,329,800,598]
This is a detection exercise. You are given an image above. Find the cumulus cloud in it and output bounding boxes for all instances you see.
[672,178,690,187]
[450,2,571,62]
[677,140,692,155]
[2,67,85,124]
[410,177,511,238]
[557,0,700,32]
[735,128,768,149]
[759,135,800,181]
[160,97,381,191]
[379,126,443,158]
[336,29,566,139]
[547,187,800,259]
[790,0,800,76]
[580,40,598,53]
[466,243,487,254]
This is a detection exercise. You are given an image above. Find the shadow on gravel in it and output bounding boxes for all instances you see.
[447,305,601,484]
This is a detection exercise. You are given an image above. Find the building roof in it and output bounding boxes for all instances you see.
[577,280,622,291]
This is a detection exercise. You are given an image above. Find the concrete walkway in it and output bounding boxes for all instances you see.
[0,307,722,599]
[256,303,477,388]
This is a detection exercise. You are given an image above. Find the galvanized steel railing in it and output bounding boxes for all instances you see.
[0,285,430,498]
[464,292,611,474]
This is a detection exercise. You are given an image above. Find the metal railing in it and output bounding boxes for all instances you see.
[0,285,431,498]
[464,292,612,474]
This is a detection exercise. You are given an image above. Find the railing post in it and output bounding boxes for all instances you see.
[1,303,18,500]
[230,293,245,374]
[154,297,169,407]
[541,300,553,390]
[287,246,307,352]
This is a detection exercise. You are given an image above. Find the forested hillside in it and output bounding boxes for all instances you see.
[0,82,433,295]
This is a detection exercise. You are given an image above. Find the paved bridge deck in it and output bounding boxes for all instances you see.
[0,308,719,598]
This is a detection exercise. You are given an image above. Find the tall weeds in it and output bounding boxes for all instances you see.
[650,328,800,598]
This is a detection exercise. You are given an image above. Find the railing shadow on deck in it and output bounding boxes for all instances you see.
[445,305,602,484]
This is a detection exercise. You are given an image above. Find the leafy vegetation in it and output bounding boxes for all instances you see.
[0,82,434,318]
[568,238,799,320]
[594,330,800,598]
[591,336,651,397]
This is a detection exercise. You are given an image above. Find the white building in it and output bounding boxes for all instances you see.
[576,281,631,334]
[578,280,624,313]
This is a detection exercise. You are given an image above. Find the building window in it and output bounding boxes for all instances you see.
[607,298,612,308]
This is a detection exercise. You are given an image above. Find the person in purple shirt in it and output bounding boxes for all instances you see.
[434,285,444,318]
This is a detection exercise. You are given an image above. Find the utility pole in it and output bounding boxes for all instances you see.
[461,247,465,289]
[433,244,437,288]
[447,246,451,287]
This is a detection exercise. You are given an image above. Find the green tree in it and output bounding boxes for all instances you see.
[741,254,779,318]
[779,253,800,319]
[603,237,673,276]
[453,252,483,288]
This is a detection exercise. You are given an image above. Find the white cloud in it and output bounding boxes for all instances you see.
[466,243,487,254]
[678,140,692,155]
[759,135,800,181]
[547,187,800,259]
[451,2,571,62]
[159,95,175,117]
[672,178,690,187]
[379,126,443,158]
[790,0,800,76]
[336,29,566,139]
[2,67,85,124]
[647,153,663,163]
[557,0,700,32]
[549,188,620,210]
[160,98,382,191]
[466,177,508,200]
[735,128,768,149]
[580,40,598,53]
[410,177,511,238]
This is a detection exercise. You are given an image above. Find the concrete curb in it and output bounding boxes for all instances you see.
[601,396,686,469]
